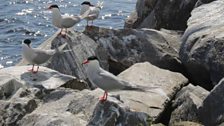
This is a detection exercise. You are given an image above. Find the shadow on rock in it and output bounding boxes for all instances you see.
[88,101,152,126]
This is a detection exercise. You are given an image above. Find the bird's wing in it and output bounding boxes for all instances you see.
[87,7,100,18]
[99,68,158,92]
[80,5,90,15]
[33,49,55,56]
[98,68,127,90]
[31,49,55,64]
[80,5,91,18]
[61,16,80,28]
[96,0,104,9]
[87,13,98,18]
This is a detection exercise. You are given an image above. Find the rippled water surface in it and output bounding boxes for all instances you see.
[0,0,136,68]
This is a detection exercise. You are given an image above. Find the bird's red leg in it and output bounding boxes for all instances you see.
[99,91,106,101]
[104,91,108,101]
[99,91,108,102]
[61,28,67,38]
[28,65,34,72]
[33,66,39,74]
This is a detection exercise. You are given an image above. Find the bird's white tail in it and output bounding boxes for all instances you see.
[97,0,104,9]
[55,43,71,53]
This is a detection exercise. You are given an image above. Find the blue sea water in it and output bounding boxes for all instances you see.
[0,0,136,68]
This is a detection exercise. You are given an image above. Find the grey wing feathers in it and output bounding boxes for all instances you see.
[33,49,55,56]
[61,17,80,28]
[99,69,159,92]
[99,69,126,89]
[122,82,146,91]
[32,49,54,64]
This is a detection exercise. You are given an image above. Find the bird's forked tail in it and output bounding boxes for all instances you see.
[97,0,104,9]
[55,43,71,53]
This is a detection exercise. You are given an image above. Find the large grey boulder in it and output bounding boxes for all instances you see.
[124,0,199,30]
[48,31,98,80]
[169,84,209,124]
[199,78,224,126]
[0,65,88,125]
[179,0,224,89]
[84,26,184,75]
[19,88,152,126]
[113,62,188,121]
[0,66,87,90]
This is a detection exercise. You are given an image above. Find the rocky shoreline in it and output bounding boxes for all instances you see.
[1,0,224,125]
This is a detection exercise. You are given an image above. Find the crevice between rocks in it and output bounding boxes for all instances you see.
[154,82,189,125]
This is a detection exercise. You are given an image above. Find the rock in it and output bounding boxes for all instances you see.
[199,78,224,126]
[169,84,209,124]
[179,0,224,89]
[0,66,88,90]
[124,0,198,30]
[170,121,203,126]
[19,88,152,126]
[0,88,38,126]
[48,31,98,81]
[113,62,188,121]
[0,66,88,125]
[0,75,24,100]
[84,26,184,75]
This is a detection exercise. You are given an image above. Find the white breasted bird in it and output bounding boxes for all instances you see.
[22,39,68,73]
[48,4,90,35]
[82,56,157,102]
[80,1,103,26]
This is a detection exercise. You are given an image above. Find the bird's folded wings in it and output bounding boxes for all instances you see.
[99,69,126,88]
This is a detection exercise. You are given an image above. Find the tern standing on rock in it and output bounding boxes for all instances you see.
[48,4,90,35]
[82,56,157,102]
[22,39,68,73]
[80,1,103,26]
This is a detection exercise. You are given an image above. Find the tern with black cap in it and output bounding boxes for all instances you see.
[48,4,90,35]
[82,56,158,101]
[22,39,68,73]
[80,1,103,26]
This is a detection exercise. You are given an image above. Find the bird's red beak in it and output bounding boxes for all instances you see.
[82,59,89,64]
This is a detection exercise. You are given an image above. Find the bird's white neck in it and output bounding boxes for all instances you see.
[51,8,62,28]
[87,60,101,73]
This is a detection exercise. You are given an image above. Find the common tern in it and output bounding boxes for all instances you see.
[22,39,68,73]
[83,56,157,101]
[48,4,90,35]
[80,1,103,26]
